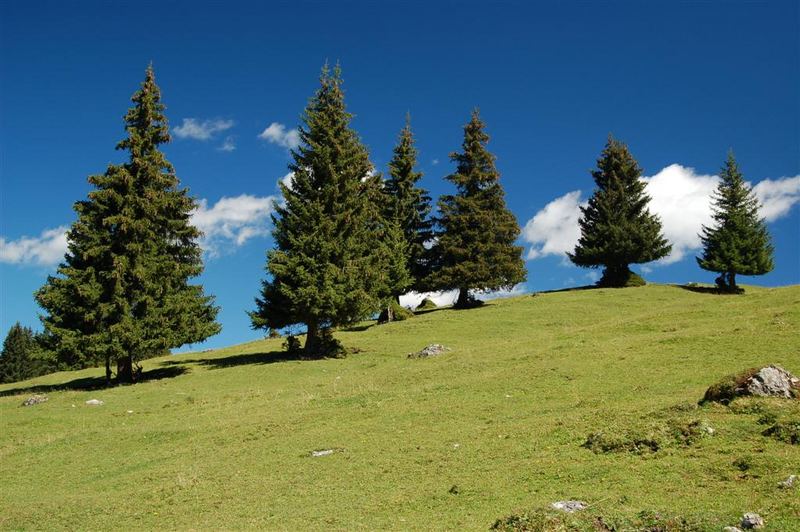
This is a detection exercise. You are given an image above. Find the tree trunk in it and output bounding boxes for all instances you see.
[455,287,470,308]
[116,355,134,383]
[727,271,737,291]
[304,322,320,358]
[105,356,112,385]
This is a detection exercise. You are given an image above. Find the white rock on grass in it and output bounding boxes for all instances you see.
[550,500,587,513]
[740,513,765,529]
[311,449,335,457]
[407,344,451,359]
[21,395,48,407]
[746,365,798,398]
[779,475,797,489]
[85,399,104,406]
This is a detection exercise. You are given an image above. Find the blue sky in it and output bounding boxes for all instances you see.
[1,0,798,350]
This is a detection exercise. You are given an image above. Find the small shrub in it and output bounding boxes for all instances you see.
[416,297,437,311]
[283,335,302,354]
[669,420,712,446]
[700,368,759,405]
[763,420,800,445]
[377,300,414,323]
[582,431,660,454]
[268,329,282,339]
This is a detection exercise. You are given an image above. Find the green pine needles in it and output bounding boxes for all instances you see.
[569,136,671,287]
[384,114,434,295]
[697,153,774,292]
[250,64,409,356]
[36,65,220,383]
[428,110,526,307]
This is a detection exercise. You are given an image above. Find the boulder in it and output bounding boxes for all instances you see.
[408,344,451,359]
[702,365,798,404]
[21,395,48,407]
[85,399,104,406]
[747,366,798,398]
[779,474,796,489]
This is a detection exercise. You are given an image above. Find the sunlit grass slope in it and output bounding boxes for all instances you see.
[1,284,799,530]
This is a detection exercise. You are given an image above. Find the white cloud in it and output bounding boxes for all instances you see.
[400,290,458,309]
[399,284,527,309]
[642,164,718,263]
[522,165,800,266]
[431,158,440,166]
[192,194,277,256]
[752,175,800,222]
[0,226,69,266]
[522,190,584,260]
[173,118,234,140]
[218,136,236,152]
[258,122,300,149]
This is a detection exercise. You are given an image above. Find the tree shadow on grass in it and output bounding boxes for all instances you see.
[162,350,301,370]
[674,283,741,295]
[0,366,189,398]
[536,284,598,295]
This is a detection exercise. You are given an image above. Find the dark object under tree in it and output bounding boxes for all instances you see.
[428,109,526,308]
[696,152,773,293]
[36,65,220,383]
[250,64,409,356]
[568,136,671,287]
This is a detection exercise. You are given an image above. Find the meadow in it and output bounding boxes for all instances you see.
[1,284,798,530]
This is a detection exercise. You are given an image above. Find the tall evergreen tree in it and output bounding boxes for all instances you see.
[568,136,671,287]
[0,323,38,384]
[697,152,774,292]
[428,109,526,307]
[384,115,433,295]
[250,64,407,355]
[36,65,220,383]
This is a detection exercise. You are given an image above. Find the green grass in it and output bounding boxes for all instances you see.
[1,284,799,530]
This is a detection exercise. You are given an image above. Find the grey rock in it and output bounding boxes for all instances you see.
[551,500,587,513]
[408,344,451,359]
[21,395,48,407]
[746,365,797,398]
[779,474,797,489]
[85,399,104,406]
[311,449,335,457]
[740,513,764,529]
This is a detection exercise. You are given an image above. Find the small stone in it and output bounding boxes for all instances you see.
[408,344,451,359]
[21,395,48,407]
[740,513,764,529]
[551,500,587,513]
[779,474,797,489]
[126,410,134,414]
[311,449,335,457]
[85,399,104,406]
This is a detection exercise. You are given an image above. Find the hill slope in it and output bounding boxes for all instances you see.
[1,284,799,529]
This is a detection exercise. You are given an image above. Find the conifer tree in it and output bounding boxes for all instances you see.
[697,152,773,292]
[36,65,220,383]
[568,136,671,286]
[250,64,407,355]
[384,115,433,295]
[0,323,38,384]
[428,109,526,307]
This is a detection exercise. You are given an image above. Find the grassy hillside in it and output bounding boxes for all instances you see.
[1,284,799,530]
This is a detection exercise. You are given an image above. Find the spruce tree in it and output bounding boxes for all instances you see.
[568,136,671,286]
[0,323,38,384]
[250,64,407,355]
[36,65,220,383]
[383,115,433,295]
[428,109,526,307]
[697,152,774,292]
